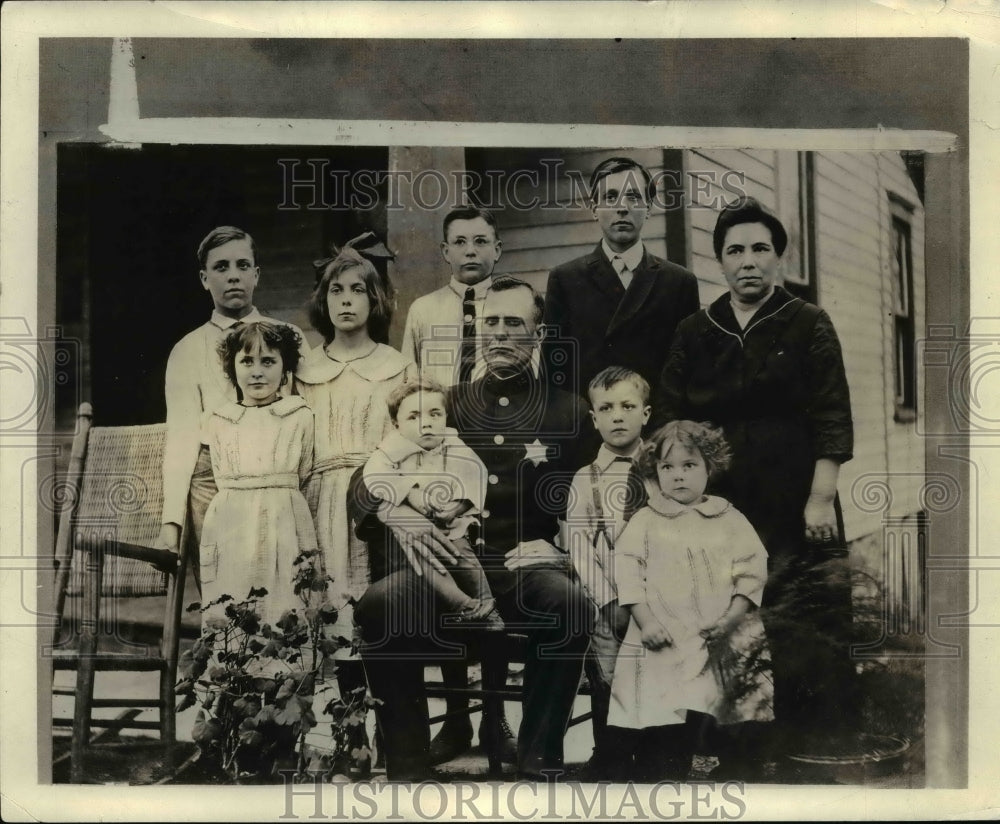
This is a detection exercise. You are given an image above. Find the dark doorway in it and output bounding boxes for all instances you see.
[56,144,388,426]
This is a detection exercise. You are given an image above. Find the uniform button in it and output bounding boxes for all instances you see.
[481,510,490,520]
[488,474,499,485]
[463,314,474,323]
[499,397,510,407]
[493,434,504,445]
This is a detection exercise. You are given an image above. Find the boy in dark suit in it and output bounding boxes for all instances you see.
[543,157,700,396]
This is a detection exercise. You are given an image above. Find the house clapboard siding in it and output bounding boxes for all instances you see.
[813,152,925,540]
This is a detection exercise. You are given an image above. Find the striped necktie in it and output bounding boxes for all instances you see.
[459,287,477,384]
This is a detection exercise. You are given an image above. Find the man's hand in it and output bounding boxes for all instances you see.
[380,503,459,576]
[503,539,569,571]
[155,523,181,553]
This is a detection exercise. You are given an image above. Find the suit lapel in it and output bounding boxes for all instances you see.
[606,250,659,337]
[583,245,624,302]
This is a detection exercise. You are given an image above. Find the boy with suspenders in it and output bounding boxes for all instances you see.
[565,366,651,779]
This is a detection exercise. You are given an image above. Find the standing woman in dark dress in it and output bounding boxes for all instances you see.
[655,196,858,759]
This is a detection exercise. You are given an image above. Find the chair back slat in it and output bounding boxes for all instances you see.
[67,423,169,597]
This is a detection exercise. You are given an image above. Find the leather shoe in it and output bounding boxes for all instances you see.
[428,720,474,765]
[575,749,617,782]
[479,713,517,764]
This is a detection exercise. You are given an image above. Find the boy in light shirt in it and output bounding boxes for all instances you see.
[565,366,651,779]
[401,206,502,388]
[157,226,307,572]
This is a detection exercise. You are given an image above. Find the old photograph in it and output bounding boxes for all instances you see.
[2,3,996,821]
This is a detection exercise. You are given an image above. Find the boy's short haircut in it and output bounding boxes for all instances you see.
[588,366,651,405]
[486,275,545,326]
[639,419,733,481]
[588,157,655,205]
[386,377,448,423]
[198,225,257,269]
[442,206,500,241]
[217,321,302,390]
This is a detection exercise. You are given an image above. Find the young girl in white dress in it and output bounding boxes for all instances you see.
[295,247,416,732]
[295,246,417,619]
[199,321,317,626]
[607,420,774,781]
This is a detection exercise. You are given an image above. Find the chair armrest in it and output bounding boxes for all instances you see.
[84,538,179,574]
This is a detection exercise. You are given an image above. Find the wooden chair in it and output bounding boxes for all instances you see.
[424,633,593,778]
[50,403,189,783]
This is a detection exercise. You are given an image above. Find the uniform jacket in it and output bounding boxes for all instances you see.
[350,367,593,594]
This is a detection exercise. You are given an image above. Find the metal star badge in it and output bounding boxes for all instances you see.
[523,439,549,466]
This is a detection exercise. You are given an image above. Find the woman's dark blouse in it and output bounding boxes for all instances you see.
[655,286,853,558]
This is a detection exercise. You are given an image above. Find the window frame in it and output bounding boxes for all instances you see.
[888,193,917,423]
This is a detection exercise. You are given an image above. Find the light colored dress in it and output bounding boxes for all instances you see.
[294,342,417,609]
[608,491,774,729]
[199,395,317,626]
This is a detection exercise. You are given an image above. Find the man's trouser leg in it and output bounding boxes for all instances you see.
[501,569,594,779]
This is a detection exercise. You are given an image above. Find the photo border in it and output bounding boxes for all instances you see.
[3,2,997,820]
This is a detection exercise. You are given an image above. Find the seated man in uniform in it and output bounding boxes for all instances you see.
[351,276,595,781]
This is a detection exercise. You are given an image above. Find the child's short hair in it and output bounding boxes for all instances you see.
[198,226,257,269]
[217,321,302,391]
[640,420,732,481]
[386,378,448,423]
[442,206,500,241]
[588,366,651,405]
[308,247,395,345]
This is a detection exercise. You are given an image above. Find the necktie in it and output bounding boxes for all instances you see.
[459,287,477,384]
[611,255,633,290]
[615,457,648,523]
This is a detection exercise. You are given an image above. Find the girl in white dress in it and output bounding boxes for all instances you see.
[200,322,316,627]
[608,420,774,781]
[295,247,417,623]
[295,247,416,753]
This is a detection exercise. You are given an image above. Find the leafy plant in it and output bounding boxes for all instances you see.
[303,684,382,782]
[715,549,925,759]
[176,549,366,783]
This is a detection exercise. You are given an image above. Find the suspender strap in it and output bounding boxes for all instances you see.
[589,462,614,550]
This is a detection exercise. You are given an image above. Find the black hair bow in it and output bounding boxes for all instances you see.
[312,231,395,282]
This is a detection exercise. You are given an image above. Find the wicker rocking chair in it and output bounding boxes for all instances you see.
[51,403,189,783]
